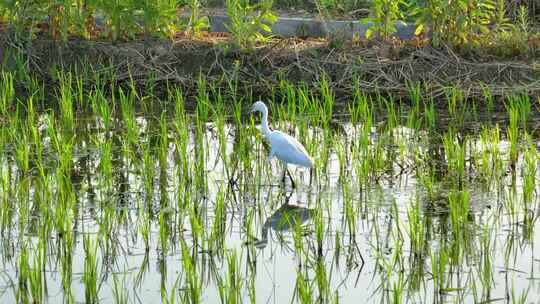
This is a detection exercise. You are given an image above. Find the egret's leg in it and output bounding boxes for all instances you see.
[286,169,296,189]
[281,169,287,184]
[309,167,313,186]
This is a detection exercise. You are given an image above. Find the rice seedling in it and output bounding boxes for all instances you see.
[349,86,372,126]
[58,72,75,135]
[158,112,170,206]
[159,208,170,254]
[313,207,325,257]
[172,89,190,194]
[208,186,226,255]
[382,94,399,133]
[180,237,202,304]
[138,205,151,253]
[0,71,14,115]
[342,179,357,239]
[406,195,425,257]
[83,234,99,304]
[90,88,113,131]
[477,225,494,301]
[423,90,436,131]
[521,136,537,209]
[445,86,467,128]
[112,272,129,304]
[318,77,334,128]
[506,97,520,165]
[28,237,46,303]
[510,284,529,304]
[481,83,494,120]
[406,81,423,131]
[448,190,470,240]
[16,243,30,303]
[295,266,313,304]
[217,249,242,304]
[442,131,466,189]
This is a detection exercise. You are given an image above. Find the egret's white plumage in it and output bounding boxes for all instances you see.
[251,101,314,187]
[267,130,313,167]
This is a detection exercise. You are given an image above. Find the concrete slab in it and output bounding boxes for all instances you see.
[90,13,416,40]
[209,15,416,39]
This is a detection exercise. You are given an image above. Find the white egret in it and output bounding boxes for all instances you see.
[251,101,314,188]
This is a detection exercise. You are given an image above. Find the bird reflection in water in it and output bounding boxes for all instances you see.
[255,191,314,249]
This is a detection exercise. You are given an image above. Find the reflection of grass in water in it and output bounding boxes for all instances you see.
[83,234,99,304]
[0,69,539,303]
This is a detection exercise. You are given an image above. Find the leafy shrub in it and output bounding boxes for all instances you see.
[97,0,139,40]
[225,0,277,49]
[364,0,404,39]
[178,0,209,38]
[137,0,178,38]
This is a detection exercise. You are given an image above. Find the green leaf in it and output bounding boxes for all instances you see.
[415,24,424,36]
[360,18,373,25]
[263,12,278,24]
[365,27,374,39]
[259,23,272,33]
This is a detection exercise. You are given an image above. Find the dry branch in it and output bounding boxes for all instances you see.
[3,34,539,102]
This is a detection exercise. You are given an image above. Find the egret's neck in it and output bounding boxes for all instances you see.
[261,108,271,137]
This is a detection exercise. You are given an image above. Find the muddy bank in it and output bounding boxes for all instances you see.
[2,34,539,101]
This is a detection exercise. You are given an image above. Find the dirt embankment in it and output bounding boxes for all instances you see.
[2,34,539,101]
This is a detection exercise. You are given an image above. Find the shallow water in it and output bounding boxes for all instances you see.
[0,107,539,304]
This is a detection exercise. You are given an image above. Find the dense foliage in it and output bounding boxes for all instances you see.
[0,0,538,54]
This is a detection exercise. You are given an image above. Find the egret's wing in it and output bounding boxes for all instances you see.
[270,131,314,166]
[284,132,311,156]
[272,131,309,154]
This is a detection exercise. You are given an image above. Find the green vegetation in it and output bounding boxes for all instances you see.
[0,67,538,302]
[0,0,538,55]
[225,0,277,48]
[0,1,538,302]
